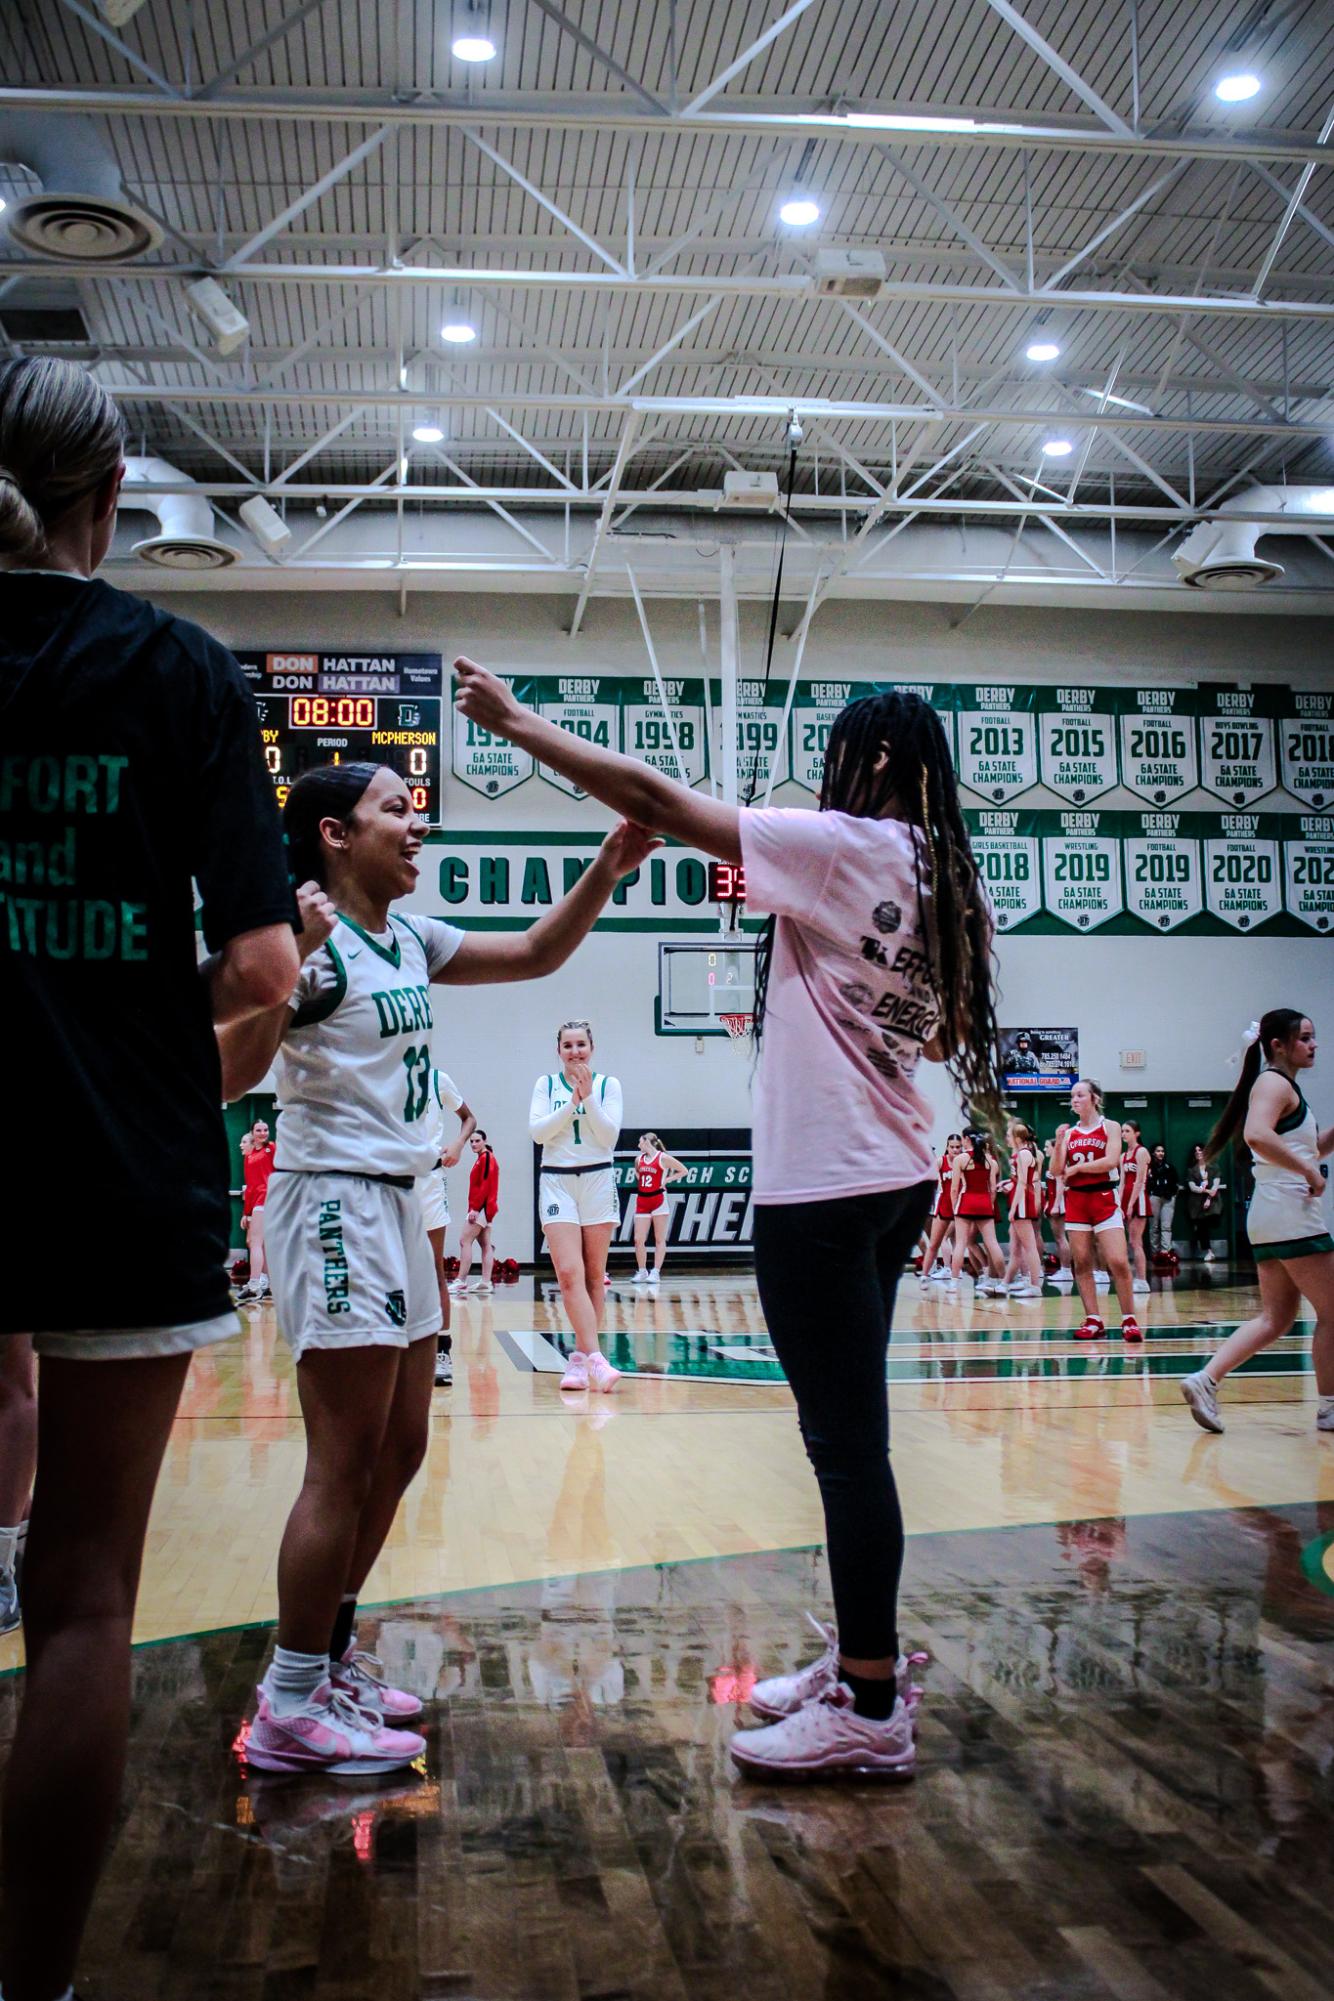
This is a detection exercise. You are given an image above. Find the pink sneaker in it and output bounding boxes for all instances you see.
[730,1683,916,1782]
[331,1642,424,1721]
[586,1351,621,1393]
[748,1613,928,1722]
[560,1350,590,1391]
[244,1680,425,1776]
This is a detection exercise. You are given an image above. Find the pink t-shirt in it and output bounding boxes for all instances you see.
[739,808,940,1204]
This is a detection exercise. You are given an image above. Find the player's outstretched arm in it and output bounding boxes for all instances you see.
[439,821,661,985]
[454,656,742,864]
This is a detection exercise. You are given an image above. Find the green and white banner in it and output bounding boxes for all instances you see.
[1280,692,1334,810]
[534,675,621,800]
[1203,813,1284,932]
[1117,687,1198,805]
[1123,811,1205,931]
[1036,686,1119,805]
[1041,811,1124,930]
[621,677,709,788]
[969,810,1043,931]
[955,685,1040,803]
[717,677,790,797]
[1283,818,1334,934]
[1198,687,1280,808]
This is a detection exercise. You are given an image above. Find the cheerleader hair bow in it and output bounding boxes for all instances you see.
[1227,1019,1262,1068]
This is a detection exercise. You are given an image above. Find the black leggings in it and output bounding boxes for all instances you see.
[753,1180,934,1661]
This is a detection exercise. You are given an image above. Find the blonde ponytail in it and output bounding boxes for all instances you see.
[0,357,124,561]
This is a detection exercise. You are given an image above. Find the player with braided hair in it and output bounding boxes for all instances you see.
[453,661,1002,1785]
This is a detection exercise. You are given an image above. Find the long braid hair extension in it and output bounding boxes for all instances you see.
[751,690,1003,1130]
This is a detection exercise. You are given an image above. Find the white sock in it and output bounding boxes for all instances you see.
[263,1645,329,1716]
[1319,1394,1334,1414]
[0,1523,21,1571]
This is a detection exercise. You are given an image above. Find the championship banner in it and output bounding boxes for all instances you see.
[789,679,855,794]
[621,677,709,788]
[956,685,1040,803]
[1123,812,1205,932]
[1117,687,1199,805]
[884,682,956,761]
[1284,817,1334,933]
[967,809,1043,931]
[426,831,761,931]
[1036,686,1119,805]
[1040,810,1124,930]
[532,675,622,799]
[1279,691,1334,810]
[714,677,789,797]
[1197,687,1279,808]
[1203,813,1284,931]
[451,675,534,799]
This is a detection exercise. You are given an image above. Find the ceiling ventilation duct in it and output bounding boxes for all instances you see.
[1173,485,1334,591]
[121,457,237,571]
[0,111,162,262]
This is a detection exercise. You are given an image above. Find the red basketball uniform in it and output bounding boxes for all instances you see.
[242,1142,275,1217]
[635,1152,667,1215]
[1121,1146,1148,1218]
[1063,1121,1119,1230]
[955,1158,995,1220]
[934,1152,956,1221]
[1009,1148,1041,1221]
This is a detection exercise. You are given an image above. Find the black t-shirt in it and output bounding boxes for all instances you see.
[0,573,295,1332]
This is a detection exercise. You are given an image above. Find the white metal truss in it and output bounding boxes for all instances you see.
[6,2,1334,599]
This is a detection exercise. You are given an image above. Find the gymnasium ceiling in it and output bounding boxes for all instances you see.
[4,0,1334,607]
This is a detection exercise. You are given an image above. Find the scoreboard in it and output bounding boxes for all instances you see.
[236,651,443,820]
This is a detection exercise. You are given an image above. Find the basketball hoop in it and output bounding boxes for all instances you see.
[720,1012,754,1042]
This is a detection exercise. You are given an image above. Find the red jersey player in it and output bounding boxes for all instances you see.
[1053,1082,1140,1342]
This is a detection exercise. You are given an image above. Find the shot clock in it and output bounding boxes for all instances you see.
[708,860,747,903]
[236,651,443,818]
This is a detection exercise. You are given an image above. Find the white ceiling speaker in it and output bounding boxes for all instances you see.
[0,111,162,263]
[718,470,782,510]
[121,457,237,570]
[184,277,250,356]
[811,248,888,299]
[1171,484,1334,590]
[239,494,293,560]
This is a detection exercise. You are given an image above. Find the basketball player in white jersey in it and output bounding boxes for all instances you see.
[420,1068,475,1385]
[218,763,656,1776]
[531,1020,623,1391]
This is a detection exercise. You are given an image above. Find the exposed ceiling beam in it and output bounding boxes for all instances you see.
[93,480,1334,527]
[19,261,1334,323]
[521,1,671,117]
[3,86,1333,167]
[981,0,1131,135]
[91,383,1334,441]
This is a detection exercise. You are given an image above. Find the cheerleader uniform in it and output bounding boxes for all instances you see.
[1247,1089,1333,1261]
[1063,1120,1121,1234]
[955,1159,995,1220]
[635,1151,668,1216]
[934,1153,956,1221]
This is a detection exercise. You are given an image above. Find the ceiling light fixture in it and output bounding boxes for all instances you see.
[1215,72,1261,103]
[1042,438,1074,457]
[412,424,445,444]
[452,35,497,62]
[441,320,477,343]
[778,197,821,227]
[1026,339,1061,362]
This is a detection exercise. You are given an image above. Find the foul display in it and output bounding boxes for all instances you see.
[237,652,443,818]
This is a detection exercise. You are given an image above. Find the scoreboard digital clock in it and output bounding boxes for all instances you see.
[236,652,443,820]
[708,860,747,903]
